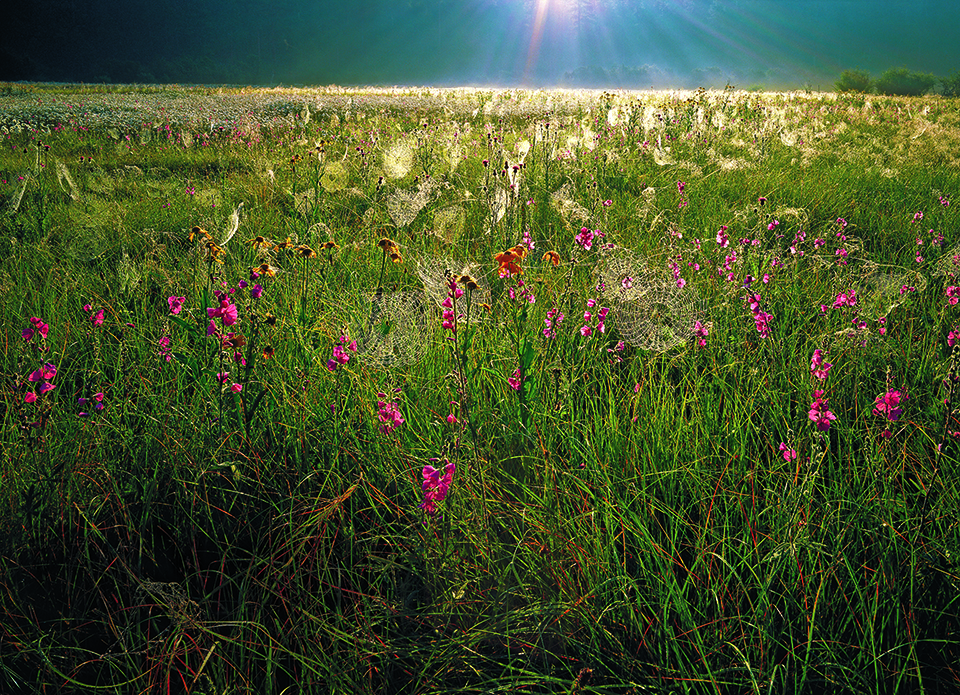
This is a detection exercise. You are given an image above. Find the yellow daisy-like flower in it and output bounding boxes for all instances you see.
[295,244,317,258]
[254,262,279,277]
[458,274,480,291]
[378,238,399,254]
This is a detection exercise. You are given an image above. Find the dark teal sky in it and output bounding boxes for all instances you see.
[3,0,959,88]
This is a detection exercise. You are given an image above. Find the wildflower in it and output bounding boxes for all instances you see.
[190,226,212,242]
[603,199,613,207]
[250,235,271,249]
[326,333,357,372]
[216,372,230,384]
[295,244,317,258]
[716,225,729,248]
[778,443,798,462]
[231,383,243,394]
[262,345,275,360]
[947,286,960,306]
[693,320,709,347]
[543,308,563,339]
[542,250,561,267]
[22,317,49,342]
[574,227,597,250]
[24,392,37,404]
[321,240,339,251]
[207,298,238,327]
[420,459,455,516]
[521,228,535,251]
[377,394,405,434]
[458,274,480,291]
[254,262,278,277]
[378,238,400,254]
[159,335,173,362]
[873,389,906,423]
[808,390,836,431]
[168,296,186,315]
[495,248,524,278]
[810,349,832,381]
[507,368,521,391]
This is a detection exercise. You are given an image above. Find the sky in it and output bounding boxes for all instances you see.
[2,0,959,89]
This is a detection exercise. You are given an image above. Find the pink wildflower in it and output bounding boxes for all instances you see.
[420,460,455,516]
[809,390,836,431]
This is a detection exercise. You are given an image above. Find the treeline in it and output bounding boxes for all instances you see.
[836,68,960,97]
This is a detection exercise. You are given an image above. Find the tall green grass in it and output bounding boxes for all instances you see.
[1,83,960,693]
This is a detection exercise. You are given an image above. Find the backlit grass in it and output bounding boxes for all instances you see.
[1,82,959,694]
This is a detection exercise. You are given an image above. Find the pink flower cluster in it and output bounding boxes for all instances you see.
[25,362,57,403]
[376,394,405,435]
[575,227,600,251]
[77,392,104,417]
[542,307,564,339]
[747,293,772,339]
[168,295,186,315]
[809,389,836,431]
[158,335,173,363]
[693,320,709,348]
[206,291,238,335]
[21,317,49,342]
[579,299,609,337]
[441,278,464,334]
[668,256,686,289]
[778,442,798,462]
[810,349,832,381]
[946,286,960,306]
[420,460,455,516]
[873,390,906,439]
[83,303,105,326]
[326,334,357,372]
[715,225,729,248]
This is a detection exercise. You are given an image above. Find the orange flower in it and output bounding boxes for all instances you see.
[542,250,561,266]
[190,226,212,243]
[495,249,524,278]
[508,245,529,259]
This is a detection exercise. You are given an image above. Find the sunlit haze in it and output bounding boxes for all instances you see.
[3,0,959,89]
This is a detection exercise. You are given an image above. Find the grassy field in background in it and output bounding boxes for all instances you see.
[2,82,960,693]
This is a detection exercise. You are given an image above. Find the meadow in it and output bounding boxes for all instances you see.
[2,82,960,694]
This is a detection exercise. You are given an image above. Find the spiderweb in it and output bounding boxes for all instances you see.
[551,182,592,230]
[386,178,433,228]
[931,243,960,279]
[354,290,431,367]
[415,255,492,315]
[600,247,707,353]
[854,263,927,320]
